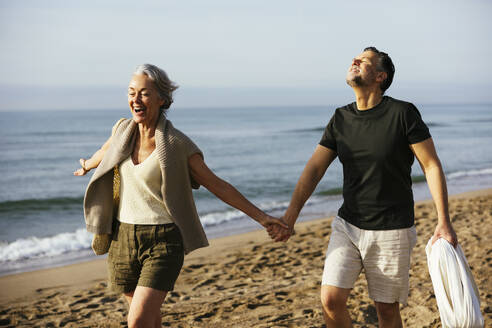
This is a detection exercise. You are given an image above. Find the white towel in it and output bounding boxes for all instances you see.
[425,238,484,328]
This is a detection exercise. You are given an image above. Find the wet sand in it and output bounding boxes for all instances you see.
[1,189,490,327]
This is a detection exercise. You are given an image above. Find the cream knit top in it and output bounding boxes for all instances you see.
[117,150,173,225]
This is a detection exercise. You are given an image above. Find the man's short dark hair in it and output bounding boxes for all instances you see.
[364,46,395,94]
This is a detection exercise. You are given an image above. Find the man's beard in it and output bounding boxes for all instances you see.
[346,75,365,88]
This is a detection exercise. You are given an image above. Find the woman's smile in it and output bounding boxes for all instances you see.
[127,74,164,125]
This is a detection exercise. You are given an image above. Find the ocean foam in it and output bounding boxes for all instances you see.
[0,229,92,262]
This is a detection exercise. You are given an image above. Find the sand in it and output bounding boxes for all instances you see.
[0,189,491,327]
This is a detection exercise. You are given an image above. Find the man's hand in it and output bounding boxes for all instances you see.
[431,222,458,247]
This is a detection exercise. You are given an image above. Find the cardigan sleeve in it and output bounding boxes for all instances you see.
[111,118,127,136]
[183,136,203,190]
[164,120,204,190]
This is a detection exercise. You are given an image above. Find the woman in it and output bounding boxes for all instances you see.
[74,64,286,328]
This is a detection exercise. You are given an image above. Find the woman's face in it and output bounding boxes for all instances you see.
[128,74,165,125]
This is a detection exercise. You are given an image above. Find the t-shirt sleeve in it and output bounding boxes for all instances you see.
[319,116,337,152]
[405,104,431,144]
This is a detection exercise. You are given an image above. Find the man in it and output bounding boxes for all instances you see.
[269,47,458,328]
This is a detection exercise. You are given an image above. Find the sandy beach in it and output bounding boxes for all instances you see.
[1,189,490,327]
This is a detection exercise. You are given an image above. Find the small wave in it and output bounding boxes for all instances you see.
[447,167,492,179]
[286,123,446,134]
[282,126,325,133]
[317,177,428,195]
[24,131,88,137]
[200,199,291,226]
[426,122,447,127]
[0,197,83,214]
[200,209,245,226]
[0,229,92,262]
[462,118,492,123]
[199,197,327,227]
[412,175,426,183]
[317,187,343,196]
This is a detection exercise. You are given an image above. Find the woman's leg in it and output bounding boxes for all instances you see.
[124,290,135,306]
[125,286,167,328]
[122,223,183,327]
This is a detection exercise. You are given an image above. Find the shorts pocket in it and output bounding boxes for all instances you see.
[155,224,184,257]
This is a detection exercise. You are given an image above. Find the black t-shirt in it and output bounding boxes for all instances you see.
[319,96,431,230]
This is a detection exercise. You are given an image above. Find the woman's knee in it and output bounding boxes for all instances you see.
[126,287,166,328]
[127,312,155,328]
[320,286,349,312]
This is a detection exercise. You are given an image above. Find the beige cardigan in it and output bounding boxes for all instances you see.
[83,114,209,254]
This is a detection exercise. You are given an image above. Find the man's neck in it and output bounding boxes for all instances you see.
[353,87,383,110]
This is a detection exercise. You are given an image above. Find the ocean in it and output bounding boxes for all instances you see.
[1,103,492,276]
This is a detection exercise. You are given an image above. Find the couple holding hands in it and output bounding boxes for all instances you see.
[75,47,457,328]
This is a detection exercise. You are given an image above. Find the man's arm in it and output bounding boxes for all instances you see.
[270,145,337,241]
[410,138,458,246]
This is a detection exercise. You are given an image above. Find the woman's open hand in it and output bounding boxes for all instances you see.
[73,158,88,176]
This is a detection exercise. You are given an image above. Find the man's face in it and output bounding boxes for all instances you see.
[346,50,382,89]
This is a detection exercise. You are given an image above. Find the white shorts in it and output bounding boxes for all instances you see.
[321,216,417,305]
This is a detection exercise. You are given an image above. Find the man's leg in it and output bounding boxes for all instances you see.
[320,285,352,328]
[363,226,416,328]
[374,301,402,328]
[320,217,364,327]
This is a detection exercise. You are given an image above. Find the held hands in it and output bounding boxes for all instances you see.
[73,158,89,176]
[258,215,294,242]
[267,217,295,242]
[259,215,289,230]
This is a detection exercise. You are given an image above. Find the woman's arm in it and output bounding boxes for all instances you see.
[410,138,458,247]
[188,154,287,229]
[73,136,113,176]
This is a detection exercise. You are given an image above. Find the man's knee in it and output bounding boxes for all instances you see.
[320,286,349,312]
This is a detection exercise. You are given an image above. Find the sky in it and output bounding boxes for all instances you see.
[1,0,491,110]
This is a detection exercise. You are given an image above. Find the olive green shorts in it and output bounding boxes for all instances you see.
[107,221,184,293]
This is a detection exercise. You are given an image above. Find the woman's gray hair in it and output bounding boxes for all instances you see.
[134,64,178,111]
